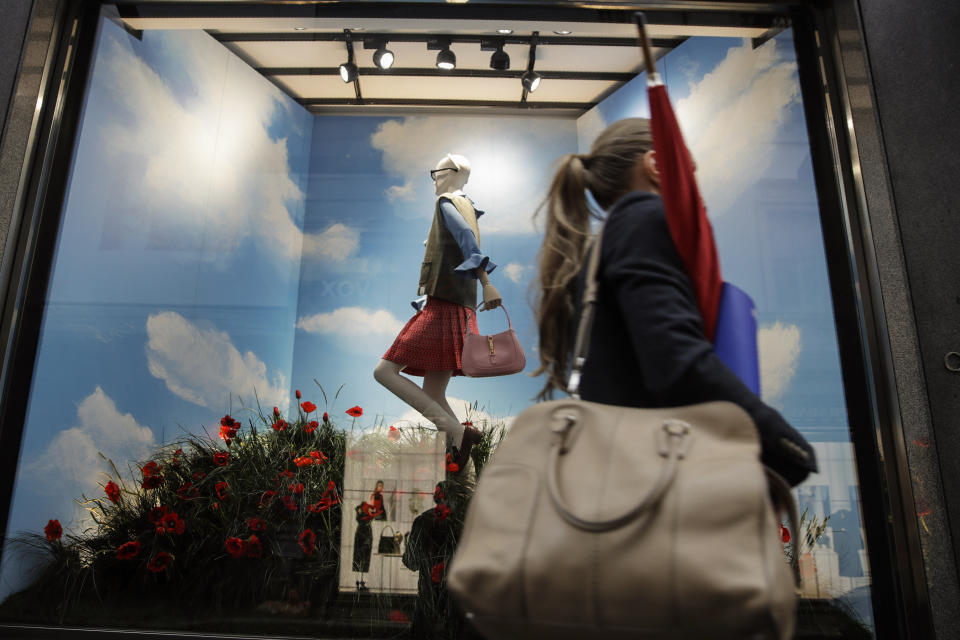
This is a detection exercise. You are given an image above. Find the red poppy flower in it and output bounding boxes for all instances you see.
[281,495,298,512]
[304,420,319,434]
[434,504,451,521]
[298,528,316,556]
[273,406,280,416]
[148,506,168,524]
[192,471,206,481]
[105,481,121,503]
[295,390,302,400]
[44,519,62,542]
[161,512,185,535]
[219,423,239,443]
[307,500,332,513]
[246,517,266,532]
[300,401,317,414]
[446,462,460,473]
[430,562,445,584]
[310,450,327,462]
[210,502,220,511]
[388,610,410,623]
[246,534,263,558]
[289,482,305,495]
[271,419,288,432]
[388,425,400,442]
[116,540,140,560]
[779,524,791,544]
[213,451,229,466]
[258,490,276,507]
[225,537,246,559]
[221,415,236,427]
[434,486,444,502]
[462,420,473,427]
[142,461,162,477]
[326,480,337,491]
[215,481,229,500]
[345,406,363,418]
[322,412,329,422]
[177,482,200,501]
[294,456,314,467]
[174,448,183,456]
[146,551,172,573]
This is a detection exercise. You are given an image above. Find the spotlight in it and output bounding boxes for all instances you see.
[436,46,456,70]
[489,46,510,71]
[339,61,358,83]
[553,30,572,35]
[497,28,513,35]
[522,69,541,92]
[373,45,395,69]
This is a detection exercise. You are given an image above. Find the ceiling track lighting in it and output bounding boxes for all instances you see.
[428,38,456,70]
[364,38,395,69]
[522,32,541,95]
[339,30,359,83]
[481,38,510,71]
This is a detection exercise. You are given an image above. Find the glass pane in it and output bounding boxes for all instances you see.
[0,7,874,639]
[579,32,874,635]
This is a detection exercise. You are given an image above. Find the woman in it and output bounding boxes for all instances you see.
[533,118,816,486]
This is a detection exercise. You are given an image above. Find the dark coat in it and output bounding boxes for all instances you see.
[575,190,817,486]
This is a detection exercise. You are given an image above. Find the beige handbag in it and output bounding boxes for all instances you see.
[448,225,800,640]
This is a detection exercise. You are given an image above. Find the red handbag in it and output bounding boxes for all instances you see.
[461,305,526,377]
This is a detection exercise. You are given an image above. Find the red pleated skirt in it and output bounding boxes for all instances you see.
[382,296,478,377]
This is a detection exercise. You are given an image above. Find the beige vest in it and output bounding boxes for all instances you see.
[418,193,481,310]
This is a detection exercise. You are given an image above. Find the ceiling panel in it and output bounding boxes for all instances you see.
[273,75,358,100]
[525,79,618,104]
[358,76,522,102]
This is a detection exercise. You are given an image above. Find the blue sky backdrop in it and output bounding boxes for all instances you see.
[2,19,854,598]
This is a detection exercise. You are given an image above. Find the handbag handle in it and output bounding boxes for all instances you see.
[380,525,396,536]
[546,418,689,533]
[464,303,515,333]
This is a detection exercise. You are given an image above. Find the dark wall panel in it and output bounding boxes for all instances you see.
[0,0,36,149]
[857,0,960,594]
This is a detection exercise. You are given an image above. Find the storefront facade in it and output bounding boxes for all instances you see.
[0,1,956,638]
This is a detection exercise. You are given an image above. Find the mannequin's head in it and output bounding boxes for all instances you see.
[432,153,471,195]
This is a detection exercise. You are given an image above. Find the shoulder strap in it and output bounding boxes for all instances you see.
[566,221,606,398]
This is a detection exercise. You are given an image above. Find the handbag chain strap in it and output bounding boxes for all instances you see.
[567,224,606,398]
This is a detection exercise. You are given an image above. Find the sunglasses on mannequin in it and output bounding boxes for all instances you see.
[430,167,459,181]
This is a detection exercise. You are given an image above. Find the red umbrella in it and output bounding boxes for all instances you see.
[635,14,723,341]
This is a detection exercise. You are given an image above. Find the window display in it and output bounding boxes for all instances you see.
[0,4,876,638]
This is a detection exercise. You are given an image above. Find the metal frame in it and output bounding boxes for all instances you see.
[0,1,933,638]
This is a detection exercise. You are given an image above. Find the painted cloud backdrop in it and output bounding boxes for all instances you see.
[3,21,852,601]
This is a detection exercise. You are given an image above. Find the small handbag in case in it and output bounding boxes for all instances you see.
[448,226,800,640]
[377,525,403,555]
[461,304,525,377]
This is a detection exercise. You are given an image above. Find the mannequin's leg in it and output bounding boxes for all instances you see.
[422,370,457,418]
[374,359,463,444]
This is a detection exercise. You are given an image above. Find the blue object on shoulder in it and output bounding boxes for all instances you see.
[713,282,760,395]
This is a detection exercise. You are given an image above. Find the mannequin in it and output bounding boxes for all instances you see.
[374,154,501,470]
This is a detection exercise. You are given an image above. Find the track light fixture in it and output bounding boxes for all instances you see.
[365,38,394,70]
[373,46,394,69]
[522,32,541,93]
[339,61,358,82]
[489,44,510,71]
[339,30,358,83]
[436,46,456,70]
[521,70,541,92]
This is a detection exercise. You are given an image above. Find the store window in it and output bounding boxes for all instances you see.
[0,4,875,638]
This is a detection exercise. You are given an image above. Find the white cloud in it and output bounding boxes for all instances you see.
[370,115,577,235]
[297,307,405,337]
[758,321,801,405]
[24,387,155,526]
[503,263,531,284]
[396,397,514,432]
[145,311,288,411]
[301,223,361,262]
[675,38,801,216]
[98,32,358,263]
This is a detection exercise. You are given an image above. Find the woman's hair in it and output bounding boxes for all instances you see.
[532,118,654,400]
